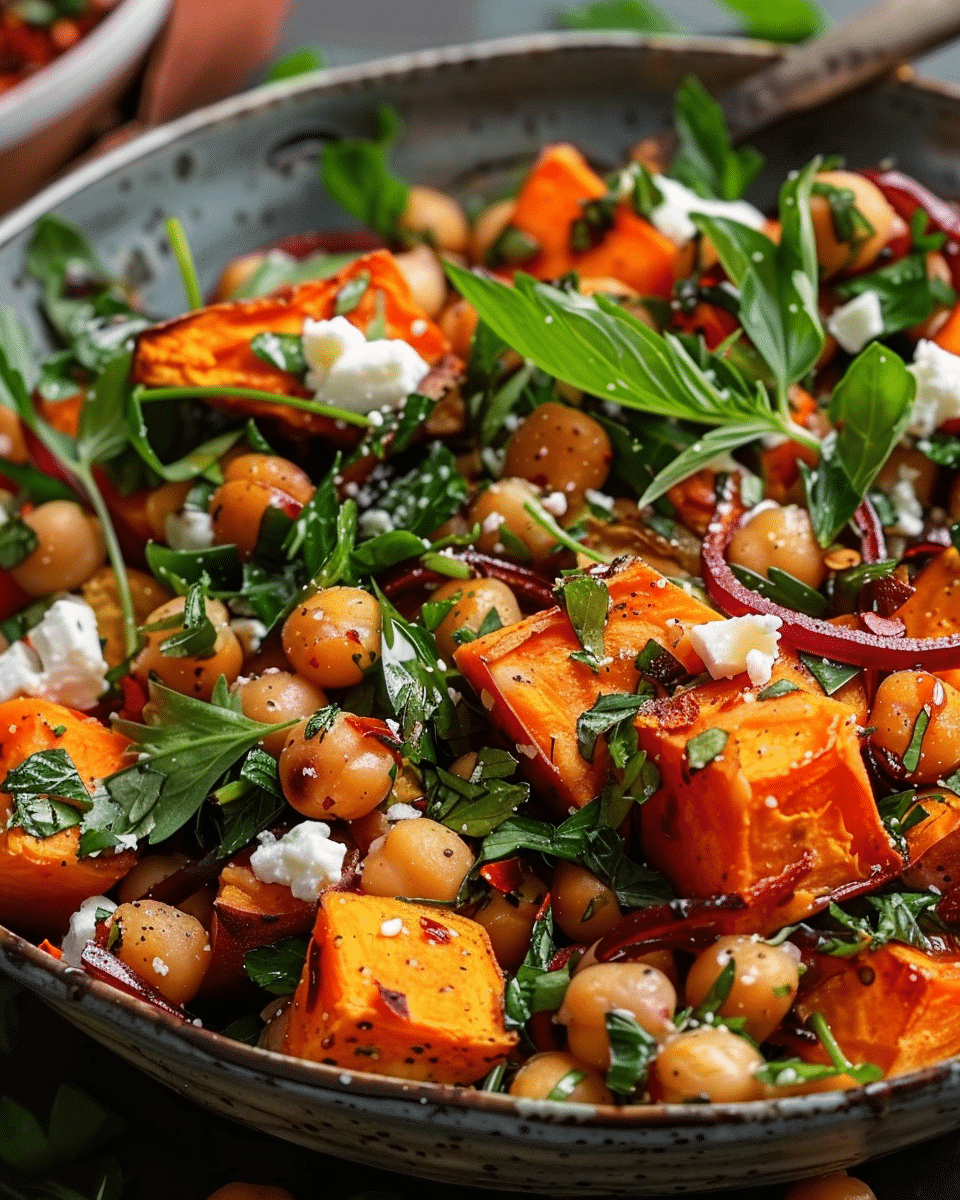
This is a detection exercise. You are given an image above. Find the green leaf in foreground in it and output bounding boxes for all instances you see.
[685,727,728,771]
[558,574,610,672]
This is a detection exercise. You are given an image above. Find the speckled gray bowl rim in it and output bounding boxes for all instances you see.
[1,27,960,1135]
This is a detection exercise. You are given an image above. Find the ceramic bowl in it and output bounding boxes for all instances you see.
[0,0,174,215]
[3,32,960,1195]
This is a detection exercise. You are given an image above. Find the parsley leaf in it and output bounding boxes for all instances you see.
[425,748,529,838]
[504,907,570,1031]
[797,652,860,695]
[819,892,943,957]
[244,934,310,995]
[605,1010,658,1096]
[576,692,652,763]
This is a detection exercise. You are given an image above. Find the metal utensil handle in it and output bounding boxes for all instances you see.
[721,0,960,142]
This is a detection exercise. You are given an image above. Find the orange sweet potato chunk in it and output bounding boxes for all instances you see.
[0,699,136,936]
[574,206,676,299]
[454,560,723,813]
[892,547,960,689]
[131,251,452,437]
[637,685,902,928]
[794,944,960,1077]
[283,892,517,1084]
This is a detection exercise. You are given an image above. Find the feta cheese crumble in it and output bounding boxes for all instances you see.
[61,895,116,967]
[648,176,766,246]
[164,506,214,551]
[0,597,110,710]
[909,339,960,437]
[689,614,783,687]
[827,290,884,354]
[301,316,430,414]
[250,820,347,901]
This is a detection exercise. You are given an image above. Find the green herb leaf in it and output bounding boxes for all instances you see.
[250,331,308,375]
[230,250,360,300]
[320,105,410,241]
[264,44,325,81]
[685,727,728,771]
[426,748,529,838]
[718,0,825,42]
[4,748,92,814]
[757,678,800,700]
[797,651,860,695]
[558,574,610,672]
[559,0,679,32]
[836,254,953,339]
[730,562,827,617]
[504,907,570,1031]
[148,576,218,659]
[805,1011,883,1084]
[604,1010,658,1096]
[546,1067,588,1101]
[576,692,652,764]
[692,957,736,1021]
[335,270,371,315]
[244,934,310,995]
[669,75,764,201]
[901,706,930,774]
[360,442,468,540]
[0,513,38,570]
[820,891,942,957]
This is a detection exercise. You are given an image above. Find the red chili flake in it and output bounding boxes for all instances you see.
[480,858,525,894]
[419,916,452,944]
[652,690,700,731]
[376,982,410,1019]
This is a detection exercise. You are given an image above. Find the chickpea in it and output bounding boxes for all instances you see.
[727,503,826,591]
[234,671,327,757]
[503,402,612,509]
[509,1051,613,1104]
[875,446,937,508]
[551,861,622,943]
[212,250,268,301]
[437,296,479,359]
[360,816,473,902]
[575,944,678,987]
[448,750,478,780]
[281,587,382,689]
[557,962,677,1069]
[0,405,28,463]
[809,170,895,278]
[222,453,315,505]
[470,198,517,265]
[258,997,292,1053]
[653,1026,765,1103]
[470,478,559,564]
[684,935,800,1043]
[209,480,289,560]
[399,184,470,254]
[109,900,210,1006]
[81,565,171,669]
[11,501,107,596]
[117,853,188,904]
[279,712,398,820]
[133,596,243,701]
[205,1186,297,1200]
[144,480,192,541]
[472,863,546,970]
[394,244,447,317]
[870,670,960,783]
[430,576,522,662]
[783,1173,877,1200]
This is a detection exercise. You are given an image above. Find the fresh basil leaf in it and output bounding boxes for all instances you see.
[11,794,82,839]
[836,254,950,338]
[216,781,286,860]
[560,0,679,32]
[877,788,929,856]
[282,455,340,577]
[335,270,371,315]
[718,0,824,41]
[798,651,860,695]
[149,576,218,659]
[110,678,288,844]
[374,587,449,754]
[353,392,435,459]
[0,458,75,504]
[250,331,308,375]
[558,574,609,672]
[76,352,132,465]
[829,558,897,614]
[598,412,698,498]
[669,75,764,201]
[0,514,38,569]
[576,692,651,764]
[145,541,243,595]
[730,562,827,617]
[918,430,960,467]
[692,957,737,1022]
[245,934,310,995]
[127,388,241,483]
[638,419,774,507]
[901,705,930,774]
[349,529,425,578]
[604,1010,658,1096]
[320,105,410,241]
[0,308,37,397]
[685,727,728,771]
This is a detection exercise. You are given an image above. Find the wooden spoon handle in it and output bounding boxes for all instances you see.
[721,0,960,142]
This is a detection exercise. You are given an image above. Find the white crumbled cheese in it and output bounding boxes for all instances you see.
[909,339,960,436]
[152,956,170,977]
[386,803,422,822]
[827,290,884,354]
[164,506,214,551]
[648,175,766,246]
[541,491,567,517]
[250,821,347,902]
[689,614,783,687]
[114,832,139,852]
[380,917,404,937]
[884,465,925,537]
[0,597,109,710]
[358,508,395,538]
[584,488,615,512]
[302,316,430,414]
[229,617,268,657]
[61,895,116,967]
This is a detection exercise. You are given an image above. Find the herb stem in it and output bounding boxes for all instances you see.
[165,217,203,312]
[132,384,371,429]
[522,501,607,564]
[808,1010,850,1071]
[76,463,138,659]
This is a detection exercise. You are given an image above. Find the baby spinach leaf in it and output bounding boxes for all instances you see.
[320,105,409,241]
[669,75,764,201]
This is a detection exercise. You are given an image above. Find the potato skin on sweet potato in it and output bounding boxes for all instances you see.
[0,699,136,936]
[283,892,517,1084]
[131,251,452,439]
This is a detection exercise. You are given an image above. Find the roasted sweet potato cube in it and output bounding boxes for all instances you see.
[637,685,902,928]
[283,893,517,1084]
[893,547,960,690]
[0,699,136,935]
[132,251,452,439]
[794,944,960,1077]
[454,560,723,813]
